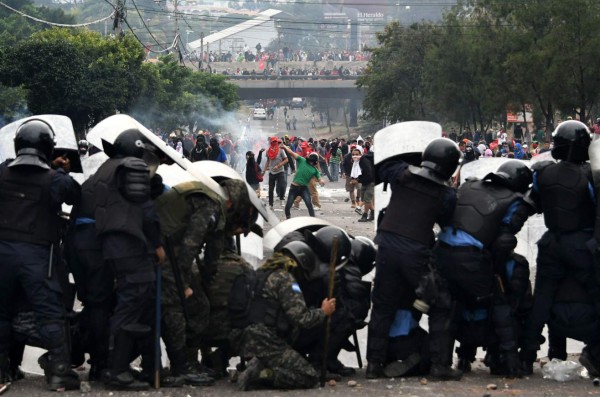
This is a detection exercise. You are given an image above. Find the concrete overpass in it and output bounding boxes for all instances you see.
[225,75,364,126]
[225,76,365,100]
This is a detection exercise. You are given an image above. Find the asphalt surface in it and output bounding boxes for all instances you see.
[6,179,600,396]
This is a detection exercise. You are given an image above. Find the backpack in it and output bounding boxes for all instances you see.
[228,267,264,329]
[228,268,290,335]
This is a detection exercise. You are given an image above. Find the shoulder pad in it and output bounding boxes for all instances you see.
[121,157,149,172]
[530,160,553,172]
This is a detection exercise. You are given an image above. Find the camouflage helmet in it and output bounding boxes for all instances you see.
[221,179,257,236]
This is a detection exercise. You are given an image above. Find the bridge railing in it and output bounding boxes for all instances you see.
[224,75,360,81]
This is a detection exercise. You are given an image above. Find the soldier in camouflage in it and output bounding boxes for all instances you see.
[237,249,336,391]
[154,178,257,385]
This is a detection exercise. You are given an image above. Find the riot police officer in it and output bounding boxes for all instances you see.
[88,129,165,390]
[522,120,600,375]
[0,119,81,391]
[366,137,461,379]
[428,160,534,379]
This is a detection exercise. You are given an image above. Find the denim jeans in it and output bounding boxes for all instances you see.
[285,184,314,218]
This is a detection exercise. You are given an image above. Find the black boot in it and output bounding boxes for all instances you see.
[430,364,462,380]
[500,351,523,379]
[169,349,214,386]
[238,357,264,391]
[44,359,81,391]
[365,361,385,379]
[384,353,421,378]
[106,329,149,391]
[580,347,600,377]
[0,352,9,384]
[368,211,375,221]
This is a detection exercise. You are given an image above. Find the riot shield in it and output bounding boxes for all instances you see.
[263,217,333,251]
[0,115,83,173]
[374,121,442,166]
[86,114,225,199]
[189,160,276,224]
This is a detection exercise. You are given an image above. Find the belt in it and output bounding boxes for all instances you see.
[439,241,482,252]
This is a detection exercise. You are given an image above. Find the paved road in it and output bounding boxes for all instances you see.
[6,151,599,396]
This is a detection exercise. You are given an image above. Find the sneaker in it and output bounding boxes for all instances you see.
[355,208,363,215]
[313,206,322,210]
[292,206,299,210]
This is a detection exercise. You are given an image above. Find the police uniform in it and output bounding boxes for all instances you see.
[64,178,114,379]
[366,160,456,374]
[522,160,600,367]
[0,152,81,389]
[429,176,533,377]
[89,153,161,388]
[155,181,226,385]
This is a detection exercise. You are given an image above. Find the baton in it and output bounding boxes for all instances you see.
[154,261,161,389]
[47,243,54,279]
[320,236,339,387]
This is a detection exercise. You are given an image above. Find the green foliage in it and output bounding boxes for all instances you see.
[359,0,600,131]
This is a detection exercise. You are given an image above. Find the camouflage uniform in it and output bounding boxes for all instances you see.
[239,268,325,389]
[155,182,227,370]
[203,249,254,342]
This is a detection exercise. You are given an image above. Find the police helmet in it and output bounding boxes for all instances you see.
[105,128,147,159]
[280,241,317,279]
[221,178,258,236]
[410,138,462,185]
[493,160,533,193]
[304,225,351,267]
[78,139,89,148]
[13,119,56,167]
[350,236,376,276]
[551,120,591,162]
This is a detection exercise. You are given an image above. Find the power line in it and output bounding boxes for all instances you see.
[130,0,171,51]
[0,0,115,27]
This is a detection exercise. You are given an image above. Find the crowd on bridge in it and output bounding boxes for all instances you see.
[203,47,371,65]
[220,65,364,78]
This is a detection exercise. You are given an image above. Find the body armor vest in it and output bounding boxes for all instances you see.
[537,162,594,233]
[73,179,96,220]
[378,170,448,245]
[452,179,521,248]
[155,181,226,242]
[249,269,291,336]
[91,158,146,242]
[0,165,59,245]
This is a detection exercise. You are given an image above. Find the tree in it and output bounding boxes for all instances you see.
[357,22,434,123]
[0,28,147,133]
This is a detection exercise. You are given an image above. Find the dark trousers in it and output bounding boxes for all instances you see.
[268,172,286,206]
[366,233,430,364]
[428,244,493,366]
[319,161,333,181]
[285,184,314,218]
[523,230,600,353]
[0,241,68,358]
[107,256,155,342]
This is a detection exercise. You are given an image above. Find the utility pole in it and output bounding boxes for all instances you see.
[114,0,126,38]
[199,32,204,70]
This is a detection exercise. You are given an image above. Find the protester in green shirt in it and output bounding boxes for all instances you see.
[280,144,325,219]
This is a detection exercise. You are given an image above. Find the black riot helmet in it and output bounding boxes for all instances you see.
[304,225,352,267]
[551,120,591,163]
[350,236,377,276]
[410,138,462,185]
[280,241,317,280]
[491,160,533,193]
[12,119,56,169]
[104,128,147,159]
